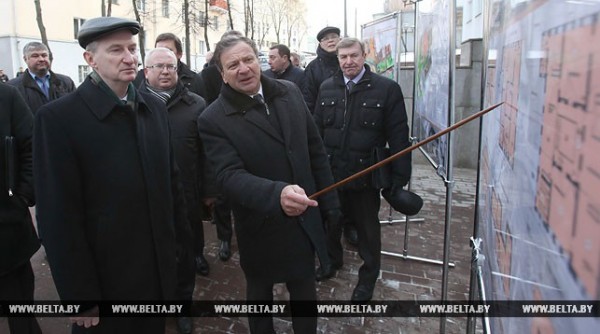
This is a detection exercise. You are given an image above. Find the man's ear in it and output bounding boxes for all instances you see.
[83,51,95,68]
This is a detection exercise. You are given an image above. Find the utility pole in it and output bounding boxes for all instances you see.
[343,0,348,37]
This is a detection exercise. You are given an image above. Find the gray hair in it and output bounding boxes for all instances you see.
[220,30,243,41]
[23,41,48,57]
[213,36,259,72]
[85,41,99,53]
[145,47,177,65]
[336,37,366,54]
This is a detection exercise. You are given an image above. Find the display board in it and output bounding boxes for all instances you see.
[413,0,451,177]
[479,0,600,332]
[362,13,400,81]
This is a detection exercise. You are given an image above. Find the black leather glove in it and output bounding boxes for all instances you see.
[382,185,423,216]
[323,209,342,233]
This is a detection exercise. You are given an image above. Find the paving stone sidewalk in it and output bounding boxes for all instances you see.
[0,164,479,334]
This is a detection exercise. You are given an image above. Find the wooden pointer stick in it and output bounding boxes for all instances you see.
[309,102,504,200]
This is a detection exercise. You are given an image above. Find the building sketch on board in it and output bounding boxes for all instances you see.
[479,1,600,333]
[535,12,600,299]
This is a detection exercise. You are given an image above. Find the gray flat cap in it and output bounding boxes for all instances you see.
[316,26,340,41]
[77,17,140,48]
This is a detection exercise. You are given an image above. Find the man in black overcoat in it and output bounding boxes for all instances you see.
[197,35,341,334]
[0,83,42,334]
[33,17,187,333]
[140,47,216,334]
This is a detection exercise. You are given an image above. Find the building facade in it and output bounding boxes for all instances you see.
[0,0,307,84]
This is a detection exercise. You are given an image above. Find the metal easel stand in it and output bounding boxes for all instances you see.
[380,185,455,268]
[467,237,491,334]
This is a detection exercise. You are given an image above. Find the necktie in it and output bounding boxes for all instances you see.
[346,80,355,93]
[37,77,49,98]
[253,94,270,115]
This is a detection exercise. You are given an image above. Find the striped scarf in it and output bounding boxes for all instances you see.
[146,83,175,104]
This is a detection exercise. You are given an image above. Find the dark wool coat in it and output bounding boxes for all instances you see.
[199,63,223,105]
[198,76,339,282]
[140,81,217,225]
[7,69,75,113]
[302,46,340,112]
[262,62,306,92]
[33,77,183,304]
[313,65,412,190]
[0,84,40,276]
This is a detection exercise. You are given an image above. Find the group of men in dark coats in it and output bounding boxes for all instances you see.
[1,14,416,334]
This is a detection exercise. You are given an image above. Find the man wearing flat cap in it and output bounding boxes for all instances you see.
[33,16,188,333]
[303,26,361,250]
[303,26,341,113]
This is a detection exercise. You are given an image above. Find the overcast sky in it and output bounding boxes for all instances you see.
[304,0,386,40]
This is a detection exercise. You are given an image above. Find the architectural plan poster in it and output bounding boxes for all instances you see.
[479,0,600,333]
[362,13,399,80]
[413,0,450,177]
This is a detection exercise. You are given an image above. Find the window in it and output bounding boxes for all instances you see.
[199,40,206,54]
[162,0,169,17]
[73,18,86,39]
[136,0,146,11]
[78,65,91,83]
[212,16,218,30]
[197,11,207,27]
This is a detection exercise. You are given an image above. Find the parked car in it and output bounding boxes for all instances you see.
[259,55,270,71]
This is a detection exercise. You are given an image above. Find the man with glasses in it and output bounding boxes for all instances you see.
[140,47,215,334]
[303,26,360,258]
[302,26,341,113]
[7,42,75,113]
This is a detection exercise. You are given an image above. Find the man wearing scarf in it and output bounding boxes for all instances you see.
[33,17,188,333]
[140,47,215,334]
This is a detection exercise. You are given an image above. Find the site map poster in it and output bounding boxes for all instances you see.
[479,0,600,333]
[362,13,400,81]
[413,0,451,177]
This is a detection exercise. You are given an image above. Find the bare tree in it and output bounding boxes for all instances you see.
[101,0,113,16]
[183,0,191,64]
[244,0,255,39]
[203,0,210,51]
[226,0,234,30]
[255,19,271,49]
[132,0,146,65]
[33,0,53,61]
[284,0,305,47]
[266,0,288,44]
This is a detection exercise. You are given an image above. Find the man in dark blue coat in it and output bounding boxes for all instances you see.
[0,83,41,334]
[33,17,186,333]
[198,35,340,334]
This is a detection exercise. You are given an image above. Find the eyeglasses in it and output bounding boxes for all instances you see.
[146,64,177,72]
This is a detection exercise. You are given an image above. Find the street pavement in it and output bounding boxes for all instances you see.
[0,164,479,334]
